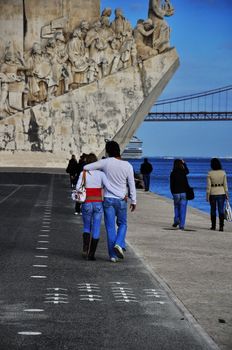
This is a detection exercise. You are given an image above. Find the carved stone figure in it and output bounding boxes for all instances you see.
[100,8,112,28]
[26,42,50,105]
[111,8,132,45]
[85,20,114,78]
[80,20,90,40]
[110,9,136,71]
[44,38,58,99]
[67,27,89,87]
[52,31,71,95]
[98,15,115,76]
[0,46,25,118]
[134,19,157,61]
[162,0,174,16]
[148,0,174,53]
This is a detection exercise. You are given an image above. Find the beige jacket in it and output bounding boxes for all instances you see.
[207,170,228,196]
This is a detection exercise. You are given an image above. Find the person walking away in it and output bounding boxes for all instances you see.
[84,141,136,262]
[66,154,79,188]
[76,153,124,260]
[74,153,87,215]
[170,159,189,230]
[206,158,229,231]
[140,158,153,191]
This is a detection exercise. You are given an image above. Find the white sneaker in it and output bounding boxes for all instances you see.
[114,244,124,259]
[110,257,118,263]
[74,212,78,215]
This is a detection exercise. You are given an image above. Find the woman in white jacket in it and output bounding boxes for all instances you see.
[206,158,229,231]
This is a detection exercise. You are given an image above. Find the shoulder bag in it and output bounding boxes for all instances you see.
[71,170,87,203]
[186,185,194,200]
[224,200,232,222]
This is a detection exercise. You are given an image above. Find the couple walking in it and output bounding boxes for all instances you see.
[76,141,136,262]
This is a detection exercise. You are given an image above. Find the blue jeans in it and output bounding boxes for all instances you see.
[81,202,103,239]
[173,193,187,229]
[209,195,226,217]
[103,197,127,258]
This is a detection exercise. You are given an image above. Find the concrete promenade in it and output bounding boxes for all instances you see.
[127,191,232,350]
[0,169,231,349]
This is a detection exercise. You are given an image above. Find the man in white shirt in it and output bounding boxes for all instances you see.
[84,141,136,262]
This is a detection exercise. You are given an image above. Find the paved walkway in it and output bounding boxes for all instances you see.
[0,169,231,349]
[127,191,232,350]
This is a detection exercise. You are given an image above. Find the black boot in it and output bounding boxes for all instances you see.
[82,233,90,258]
[219,214,224,232]
[87,238,99,261]
[210,215,216,230]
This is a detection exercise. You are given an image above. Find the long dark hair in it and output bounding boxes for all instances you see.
[173,159,184,171]
[210,158,222,170]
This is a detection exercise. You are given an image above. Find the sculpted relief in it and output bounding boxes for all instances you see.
[0,1,174,120]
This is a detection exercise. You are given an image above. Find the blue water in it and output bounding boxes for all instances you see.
[129,158,232,213]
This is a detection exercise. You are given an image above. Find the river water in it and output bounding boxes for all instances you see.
[129,157,232,214]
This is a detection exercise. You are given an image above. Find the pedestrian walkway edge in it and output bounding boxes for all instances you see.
[127,240,221,350]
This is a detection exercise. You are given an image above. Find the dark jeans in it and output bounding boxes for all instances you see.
[143,174,151,191]
[209,195,226,217]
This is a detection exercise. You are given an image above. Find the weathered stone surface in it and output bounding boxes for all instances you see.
[24,0,100,50]
[0,48,179,167]
[0,0,24,57]
[0,0,100,52]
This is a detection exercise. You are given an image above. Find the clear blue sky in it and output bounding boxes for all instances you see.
[101,0,232,157]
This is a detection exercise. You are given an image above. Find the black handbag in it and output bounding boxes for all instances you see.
[186,186,194,200]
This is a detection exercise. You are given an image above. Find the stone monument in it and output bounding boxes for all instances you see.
[0,0,179,167]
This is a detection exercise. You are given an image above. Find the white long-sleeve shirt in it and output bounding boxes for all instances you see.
[84,158,136,204]
[76,170,124,199]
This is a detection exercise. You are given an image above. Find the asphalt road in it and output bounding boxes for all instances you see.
[0,172,216,350]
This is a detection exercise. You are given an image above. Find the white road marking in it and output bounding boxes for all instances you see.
[38,241,49,243]
[35,255,48,258]
[45,297,68,300]
[36,247,48,250]
[80,294,102,298]
[23,309,44,312]
[0,186,22,204]
[47,288,67,291]
[80,298,102,302]
[30,275,47,278]
[45,293,68,297]
[18,331,42,335]
[44,300,69,304]
[33,265,47,268]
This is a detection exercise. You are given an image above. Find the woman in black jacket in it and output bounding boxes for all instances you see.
[170,159,189,230]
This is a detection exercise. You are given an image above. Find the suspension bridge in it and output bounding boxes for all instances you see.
[145,85,232,122]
